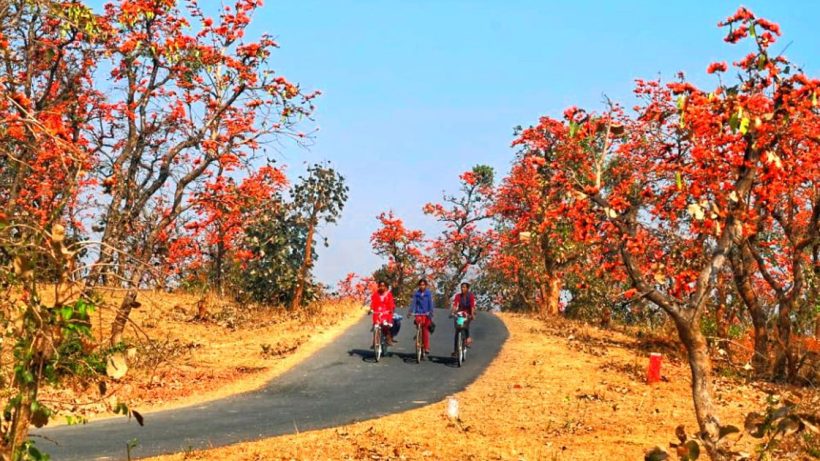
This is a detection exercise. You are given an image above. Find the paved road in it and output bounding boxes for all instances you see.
[36,309,508,460]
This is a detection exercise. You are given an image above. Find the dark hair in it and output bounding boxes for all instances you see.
[418,279,428,286]
[461,282,471,289]
[377,280,387,286]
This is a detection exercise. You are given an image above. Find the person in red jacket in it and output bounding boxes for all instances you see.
[370,280,395,346]
[451,282,476,354]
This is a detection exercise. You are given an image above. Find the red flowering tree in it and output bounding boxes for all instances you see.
[491,145,597,316]
[336,272,374,303]
[511,9,819,455]
[0,2,119,457]
[84,0,317,343]
[0,0,321,454]
[715,10,820,381]
[424,165,495,304]
[179,165,287,294]
[370,211,426,303]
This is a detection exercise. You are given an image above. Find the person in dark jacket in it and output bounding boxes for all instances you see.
[409,279,434,354]
[451,282,476,354]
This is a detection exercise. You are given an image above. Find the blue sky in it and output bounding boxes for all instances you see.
[89,1,820,286]
[250,0,819,285]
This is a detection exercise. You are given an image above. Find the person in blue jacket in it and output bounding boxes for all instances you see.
[409,279,434,355]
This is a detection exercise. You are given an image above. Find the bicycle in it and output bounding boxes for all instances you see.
[409,313,430,363]
[373,321,390,362]
[452,311,469,367]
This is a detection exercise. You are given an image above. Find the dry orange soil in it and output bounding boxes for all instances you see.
[150,314,818,461]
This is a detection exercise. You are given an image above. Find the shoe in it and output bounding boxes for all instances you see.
[451,352,457,357]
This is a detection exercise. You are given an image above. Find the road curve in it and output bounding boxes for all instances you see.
[36,309,508,460]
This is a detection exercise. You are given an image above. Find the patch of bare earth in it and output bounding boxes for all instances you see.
[150,313,818,461]
[38,290,365,424]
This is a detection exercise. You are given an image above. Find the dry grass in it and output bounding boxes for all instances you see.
[148,313,820,461]
[37,289,366,423]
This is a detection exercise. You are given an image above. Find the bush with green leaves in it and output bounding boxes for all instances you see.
[234,199,318,307]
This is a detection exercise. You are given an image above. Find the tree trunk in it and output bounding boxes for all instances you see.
[672,314,723,460]
[4,330,46,459]
[214,238,225,297]
[4,385,34,461]
[773,300,798,382]
[291,214,317,310]
[815,316,820,339]
[110,271,142,345]
[750,310,770,377]
[545,274,561,315]
[536,279,548,317]
[537,274,561,317]
[730,247,771,376]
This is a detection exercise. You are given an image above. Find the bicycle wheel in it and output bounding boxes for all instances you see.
[456,330,464,368]
[382,329,390,358]
[415,326,422,363]
[374,328,382,362]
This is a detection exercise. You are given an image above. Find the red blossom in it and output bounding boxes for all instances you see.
[706,61,728,74]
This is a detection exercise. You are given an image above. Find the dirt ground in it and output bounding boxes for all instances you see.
[149,313,820,461]
[37,289,366,424]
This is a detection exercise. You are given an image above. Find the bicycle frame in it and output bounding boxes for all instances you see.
[373,320,391,362]
[409,312,431,363]
[453,312,469,367]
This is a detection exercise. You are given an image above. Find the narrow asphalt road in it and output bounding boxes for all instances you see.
[36,309,508,460]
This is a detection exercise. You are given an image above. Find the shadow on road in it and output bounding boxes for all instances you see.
[348,348,378,363]
[347,349,456,366]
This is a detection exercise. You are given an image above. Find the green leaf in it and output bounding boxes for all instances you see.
[739,117,750,135]
[719,424,740,439]
[749,22,757,38]
[675,172,684,191]
[569,121,579,138]
[729,113,740,132]
[132,409,144,426]
[114,402,129,415]
[676,95,686,110]
[30,401,51,428]
[644,447,669,461]
[683,440,701,460]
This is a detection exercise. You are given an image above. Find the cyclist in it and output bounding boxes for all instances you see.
[409,279,434,355]
[451,282,476,355]
[370,280,395,347]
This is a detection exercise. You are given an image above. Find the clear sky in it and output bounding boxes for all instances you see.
[250,0,819,286]
[89,1,820,286]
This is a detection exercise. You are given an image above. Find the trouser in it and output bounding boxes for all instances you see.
[372,312,393,344]
[414,315,432,351]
